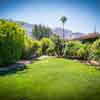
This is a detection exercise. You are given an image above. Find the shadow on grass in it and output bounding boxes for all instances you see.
[0,57,42,76]
[0,63,27,76]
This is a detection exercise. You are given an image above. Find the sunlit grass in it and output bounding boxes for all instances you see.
[0,57,100,100]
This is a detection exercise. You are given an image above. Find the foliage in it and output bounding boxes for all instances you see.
[60,16,67,39]
[89,39,100,63]
[76,44,89,59]
[60,16,67,24]
[64,41,82,57]
[0,20,25,66]
[46,46,55,56]
[64,41,91,59]
[40,37,55,55]
[32,40,42,56]
[21,35,34,59]
[50,34,65,56]
[0,19,99,66]
[22,35,42,59]
[32,24,52,40]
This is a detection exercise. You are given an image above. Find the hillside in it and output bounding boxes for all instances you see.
[16,21,85,39]
[53,28,84,39]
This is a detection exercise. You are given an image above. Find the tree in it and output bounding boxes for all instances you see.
[0,20,25,66]
[32,24,52,40]
[50,34,65,56]
[40,37,55,55]
[21,35,34,59]
[60,16,67,39]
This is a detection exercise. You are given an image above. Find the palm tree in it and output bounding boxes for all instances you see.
[60,16,67,39]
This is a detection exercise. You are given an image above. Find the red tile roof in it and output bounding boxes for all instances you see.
[77,33,100,40]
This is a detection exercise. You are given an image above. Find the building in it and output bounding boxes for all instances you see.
[75,33,100,43]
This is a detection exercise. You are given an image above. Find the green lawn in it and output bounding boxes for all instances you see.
[0,57,100,100]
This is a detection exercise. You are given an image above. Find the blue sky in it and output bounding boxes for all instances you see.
[0,0,100,33]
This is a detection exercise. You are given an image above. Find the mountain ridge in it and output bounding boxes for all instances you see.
[9,20,85,39]
[19,22,85,39]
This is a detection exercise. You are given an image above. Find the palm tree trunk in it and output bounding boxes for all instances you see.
[63,23,64,39]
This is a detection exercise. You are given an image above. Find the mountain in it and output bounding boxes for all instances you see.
[72,32,84,39]
[53,28,84,39]
[1,19,85,38]
[21,23,33,36]
[16,21,33,36]
[53,27,72,39]
[16,21,85,39]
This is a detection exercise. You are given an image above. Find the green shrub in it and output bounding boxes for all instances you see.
[32,40,42,56]
[0,20,25,66]
[21,35,33,59]
[36,48,42,56]
[46,45,55,56]
[89,39,100,63]
[40,37,55,55]
[64,41,91,59]
[76,44,89,59]
[22,36,42,59]
[50,34,65,56]
[64,41,82,57]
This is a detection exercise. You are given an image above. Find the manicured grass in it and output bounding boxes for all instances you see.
[0,57,100,100]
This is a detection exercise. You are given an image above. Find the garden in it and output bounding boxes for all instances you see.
[0,19,100,100]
